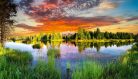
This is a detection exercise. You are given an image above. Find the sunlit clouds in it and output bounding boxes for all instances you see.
[13,0,138,35]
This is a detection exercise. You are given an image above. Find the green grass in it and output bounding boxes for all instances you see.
[71,43,138,79]
[0,47,61,79]
[0,42,138,79]
[101,62,136,79]
[72,62,103,79]
[47,48,60,58]
[0,47,33,79]
[74,39,134,42]
[72,53,138,79]
[101,50,138,79]
[33,57,61,79]
[5,50,32,65]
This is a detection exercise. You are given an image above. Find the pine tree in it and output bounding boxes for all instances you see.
[0,0,17,45]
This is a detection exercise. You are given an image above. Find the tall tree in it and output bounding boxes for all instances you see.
[95,28,101,39]
[76,28,85,40]
[0,0,17,45]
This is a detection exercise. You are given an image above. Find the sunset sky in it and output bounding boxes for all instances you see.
[13,0,138,35]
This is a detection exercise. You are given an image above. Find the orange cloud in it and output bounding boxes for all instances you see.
[34,16,119,32]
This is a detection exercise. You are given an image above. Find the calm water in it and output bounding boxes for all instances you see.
[5,41,133,73]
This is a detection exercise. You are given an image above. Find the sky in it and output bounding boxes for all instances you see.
[13,0,138,35]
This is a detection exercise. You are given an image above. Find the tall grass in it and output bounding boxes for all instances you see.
[0,47,33,79]
[0,47,61,79]
[47,48,60,58]
[101,62,135,79]
[5,50,33,65]
[72,62,103,79]
[101,50,138,79]
[32,49,61,79]
[0,43,137,79]
[33,58,61,79]
[72,43,138,79]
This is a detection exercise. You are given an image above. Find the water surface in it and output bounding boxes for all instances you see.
[5,42,133,72]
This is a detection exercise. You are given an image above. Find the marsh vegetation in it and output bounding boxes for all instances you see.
[0,41,138,79]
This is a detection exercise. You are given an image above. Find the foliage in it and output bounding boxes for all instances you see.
[0,0,17,45]
[11,28,137,45]
[63,28,135,41]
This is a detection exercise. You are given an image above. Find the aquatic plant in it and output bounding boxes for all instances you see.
[0,48,33,79]
[0,42,138,79]
[0,47,61,79]
[33,59,61,79]
[5,50,33,65]
[47,48,60,58]
[32,43,43,49]
[72,62,103,79]
[72,43,138,79]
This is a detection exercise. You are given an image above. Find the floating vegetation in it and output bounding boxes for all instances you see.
[32,43,43,49]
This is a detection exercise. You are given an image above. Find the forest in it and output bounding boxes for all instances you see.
[10,28,138,45]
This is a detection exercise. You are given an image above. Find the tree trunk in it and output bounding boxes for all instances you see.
[0,23,5,47]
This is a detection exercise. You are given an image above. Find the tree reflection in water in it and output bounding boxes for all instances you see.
[42,41,134,53]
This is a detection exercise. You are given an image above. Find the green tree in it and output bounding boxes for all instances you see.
[95,28,101,39]
[76,28,85,40]
[0,0,17,45]
[104,31,109,39]
[90,31,94,39]
[86,31,91,40]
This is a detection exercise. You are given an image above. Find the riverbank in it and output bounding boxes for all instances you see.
[72,43,138,79]
[0,42,137,79]
[46,39,134,42]
[74,39,134,42]
[0,47,61,79]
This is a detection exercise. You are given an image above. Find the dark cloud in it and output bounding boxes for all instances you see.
[126,17,138,21]
[19,0,101,19]
[16,24,37,31]
[37,16,120,23]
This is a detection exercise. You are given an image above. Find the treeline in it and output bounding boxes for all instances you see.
[10,28,138,43]
[75,41,134,52]
[10,33,62,44]
[64,28,135,41]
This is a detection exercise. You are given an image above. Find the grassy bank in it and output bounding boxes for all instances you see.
[72,42,138,79]
[74,39,134,42]
[0,42,137,79]
[0,47,61,79]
